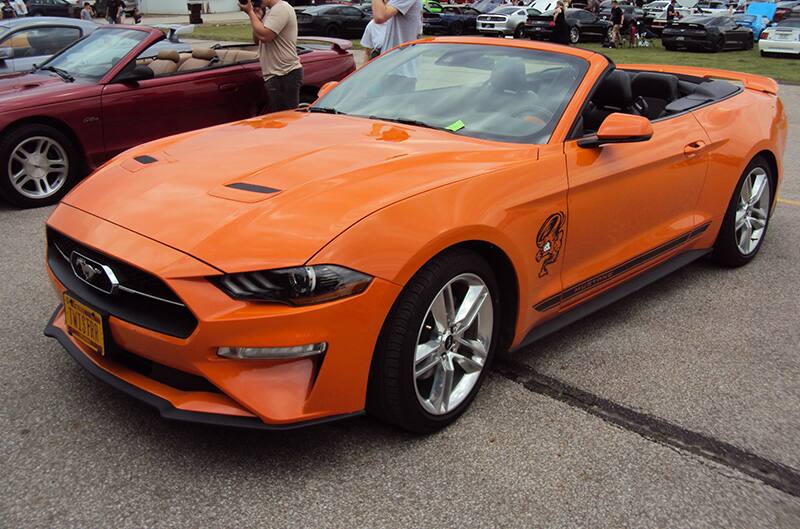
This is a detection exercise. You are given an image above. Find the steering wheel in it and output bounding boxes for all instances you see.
[511,104,554,127]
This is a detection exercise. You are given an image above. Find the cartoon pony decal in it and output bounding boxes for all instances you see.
[535,212,566,278]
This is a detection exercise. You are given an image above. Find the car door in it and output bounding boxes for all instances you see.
[559,111,710,310]
[0,25,83,73]
[340,6,369,34]
[101,57,258,160]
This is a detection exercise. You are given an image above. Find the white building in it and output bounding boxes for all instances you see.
[138,0,240,14]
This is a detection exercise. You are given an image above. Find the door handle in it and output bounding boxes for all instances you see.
[684,140,706,156]
[219,83,240,93]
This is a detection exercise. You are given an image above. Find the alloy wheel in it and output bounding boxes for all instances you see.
[8,136,69,200]
[570,26,580,43]
[735,167,770,255]
[413,273,493,416]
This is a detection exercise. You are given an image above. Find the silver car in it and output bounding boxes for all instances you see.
[0,17,97,76]
[477,6,531,38]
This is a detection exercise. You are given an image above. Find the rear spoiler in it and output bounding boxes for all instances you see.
[619,63,779,95]
[297,37,353,54]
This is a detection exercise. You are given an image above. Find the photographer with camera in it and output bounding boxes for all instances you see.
[240,0,303,114]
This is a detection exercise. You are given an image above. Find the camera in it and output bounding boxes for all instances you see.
[238,0,263,7]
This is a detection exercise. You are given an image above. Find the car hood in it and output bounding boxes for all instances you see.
[0,72,96,111]
[746,3,777,18]
[63,112,535,274]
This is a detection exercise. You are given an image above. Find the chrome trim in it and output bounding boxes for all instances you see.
[53,242,185,307]
[117,285,186,307]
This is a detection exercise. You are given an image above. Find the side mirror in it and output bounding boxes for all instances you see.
[578,113,653,148]
[317,80,338,98]
[115,64,155,84]
[0,47,12,61]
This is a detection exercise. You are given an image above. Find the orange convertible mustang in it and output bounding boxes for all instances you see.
[44,37,786,433]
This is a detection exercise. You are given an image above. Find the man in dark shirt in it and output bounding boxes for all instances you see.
[666,0,678,23]
[610,0,624,47]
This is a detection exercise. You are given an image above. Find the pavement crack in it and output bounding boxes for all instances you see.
[494,358,800,499]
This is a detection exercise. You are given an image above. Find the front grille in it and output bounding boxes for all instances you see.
[47,228,198,338]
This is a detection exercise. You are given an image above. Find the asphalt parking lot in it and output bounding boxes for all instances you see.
[1,85,799,528]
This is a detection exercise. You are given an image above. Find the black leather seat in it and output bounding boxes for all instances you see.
[583,70,645,133]
[632,72,680,120]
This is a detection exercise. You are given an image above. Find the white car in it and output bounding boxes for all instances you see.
[476,5,531,38]
[759,16,800,56]
[643,0,670,19]
[649,6,692,34]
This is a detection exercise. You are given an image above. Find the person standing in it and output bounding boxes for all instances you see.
[241,0,303,113]
[12,0,27,17]
[371,0,422,52]
[80,2,93,20]
[361,18,387,60]
[666,0,678,25]
[553,1,570,44]
[610,0,624,48]
[106,0,122,24]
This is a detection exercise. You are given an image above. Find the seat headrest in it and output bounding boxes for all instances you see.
[632,72,679,102]
[192,48,217,60]
[156,50,180,62]
[490,59,526,94]
[593,70,633,109]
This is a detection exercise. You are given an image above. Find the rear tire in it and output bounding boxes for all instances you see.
[450,21,464,36]
[569,25,580,43]
[0,124,79,209]
[367,249,501,433]
[325,23,341,37]
[745,35,754,50]
[710,156,773,267]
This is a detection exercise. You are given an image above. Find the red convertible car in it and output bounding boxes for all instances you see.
[0,25,356,208]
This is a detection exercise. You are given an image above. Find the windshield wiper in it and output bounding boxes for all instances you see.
[307,106,342,114]
[367,116,442,131]
[36,65,75,83]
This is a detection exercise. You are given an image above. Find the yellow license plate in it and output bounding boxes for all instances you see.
[63,293,106,356]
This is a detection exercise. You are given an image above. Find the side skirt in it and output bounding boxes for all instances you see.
[513,248,711,351]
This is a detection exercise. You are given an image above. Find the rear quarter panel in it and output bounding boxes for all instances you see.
[690,87,787,234]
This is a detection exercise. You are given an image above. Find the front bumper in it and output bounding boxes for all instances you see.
[44,204,402,429]
[477,21,513,35]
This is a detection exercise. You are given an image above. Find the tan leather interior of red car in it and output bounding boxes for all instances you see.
[177,48,220,72]
[148,50,181,75]
[216,50,258,65]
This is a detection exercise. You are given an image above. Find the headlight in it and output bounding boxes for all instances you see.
[212,265,372,305]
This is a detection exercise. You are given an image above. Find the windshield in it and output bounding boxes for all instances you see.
[314,43,588,145]
[40,28,148,81]
[493,7,519,14]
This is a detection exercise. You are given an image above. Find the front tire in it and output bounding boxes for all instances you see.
[0,124,78,208]
[514,23,525,39]
[367,249,501,433]
[325,23,341,37]
[710,156,773,267]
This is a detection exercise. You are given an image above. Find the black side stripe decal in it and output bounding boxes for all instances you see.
[534,222,711,312]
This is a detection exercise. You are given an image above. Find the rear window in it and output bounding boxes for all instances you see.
[778,18,800,27]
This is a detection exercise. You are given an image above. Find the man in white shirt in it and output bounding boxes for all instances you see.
[371,0,421,52]
[360,19,387,59]
[12,0,27,16]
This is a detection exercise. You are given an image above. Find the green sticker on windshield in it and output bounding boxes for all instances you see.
[445,120,465,132]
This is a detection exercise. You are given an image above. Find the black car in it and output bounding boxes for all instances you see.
[662,15,754,51]
[297,4,371,38]
[25,0,82,18]
[423,5,482,35]
[526,8,612,43]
